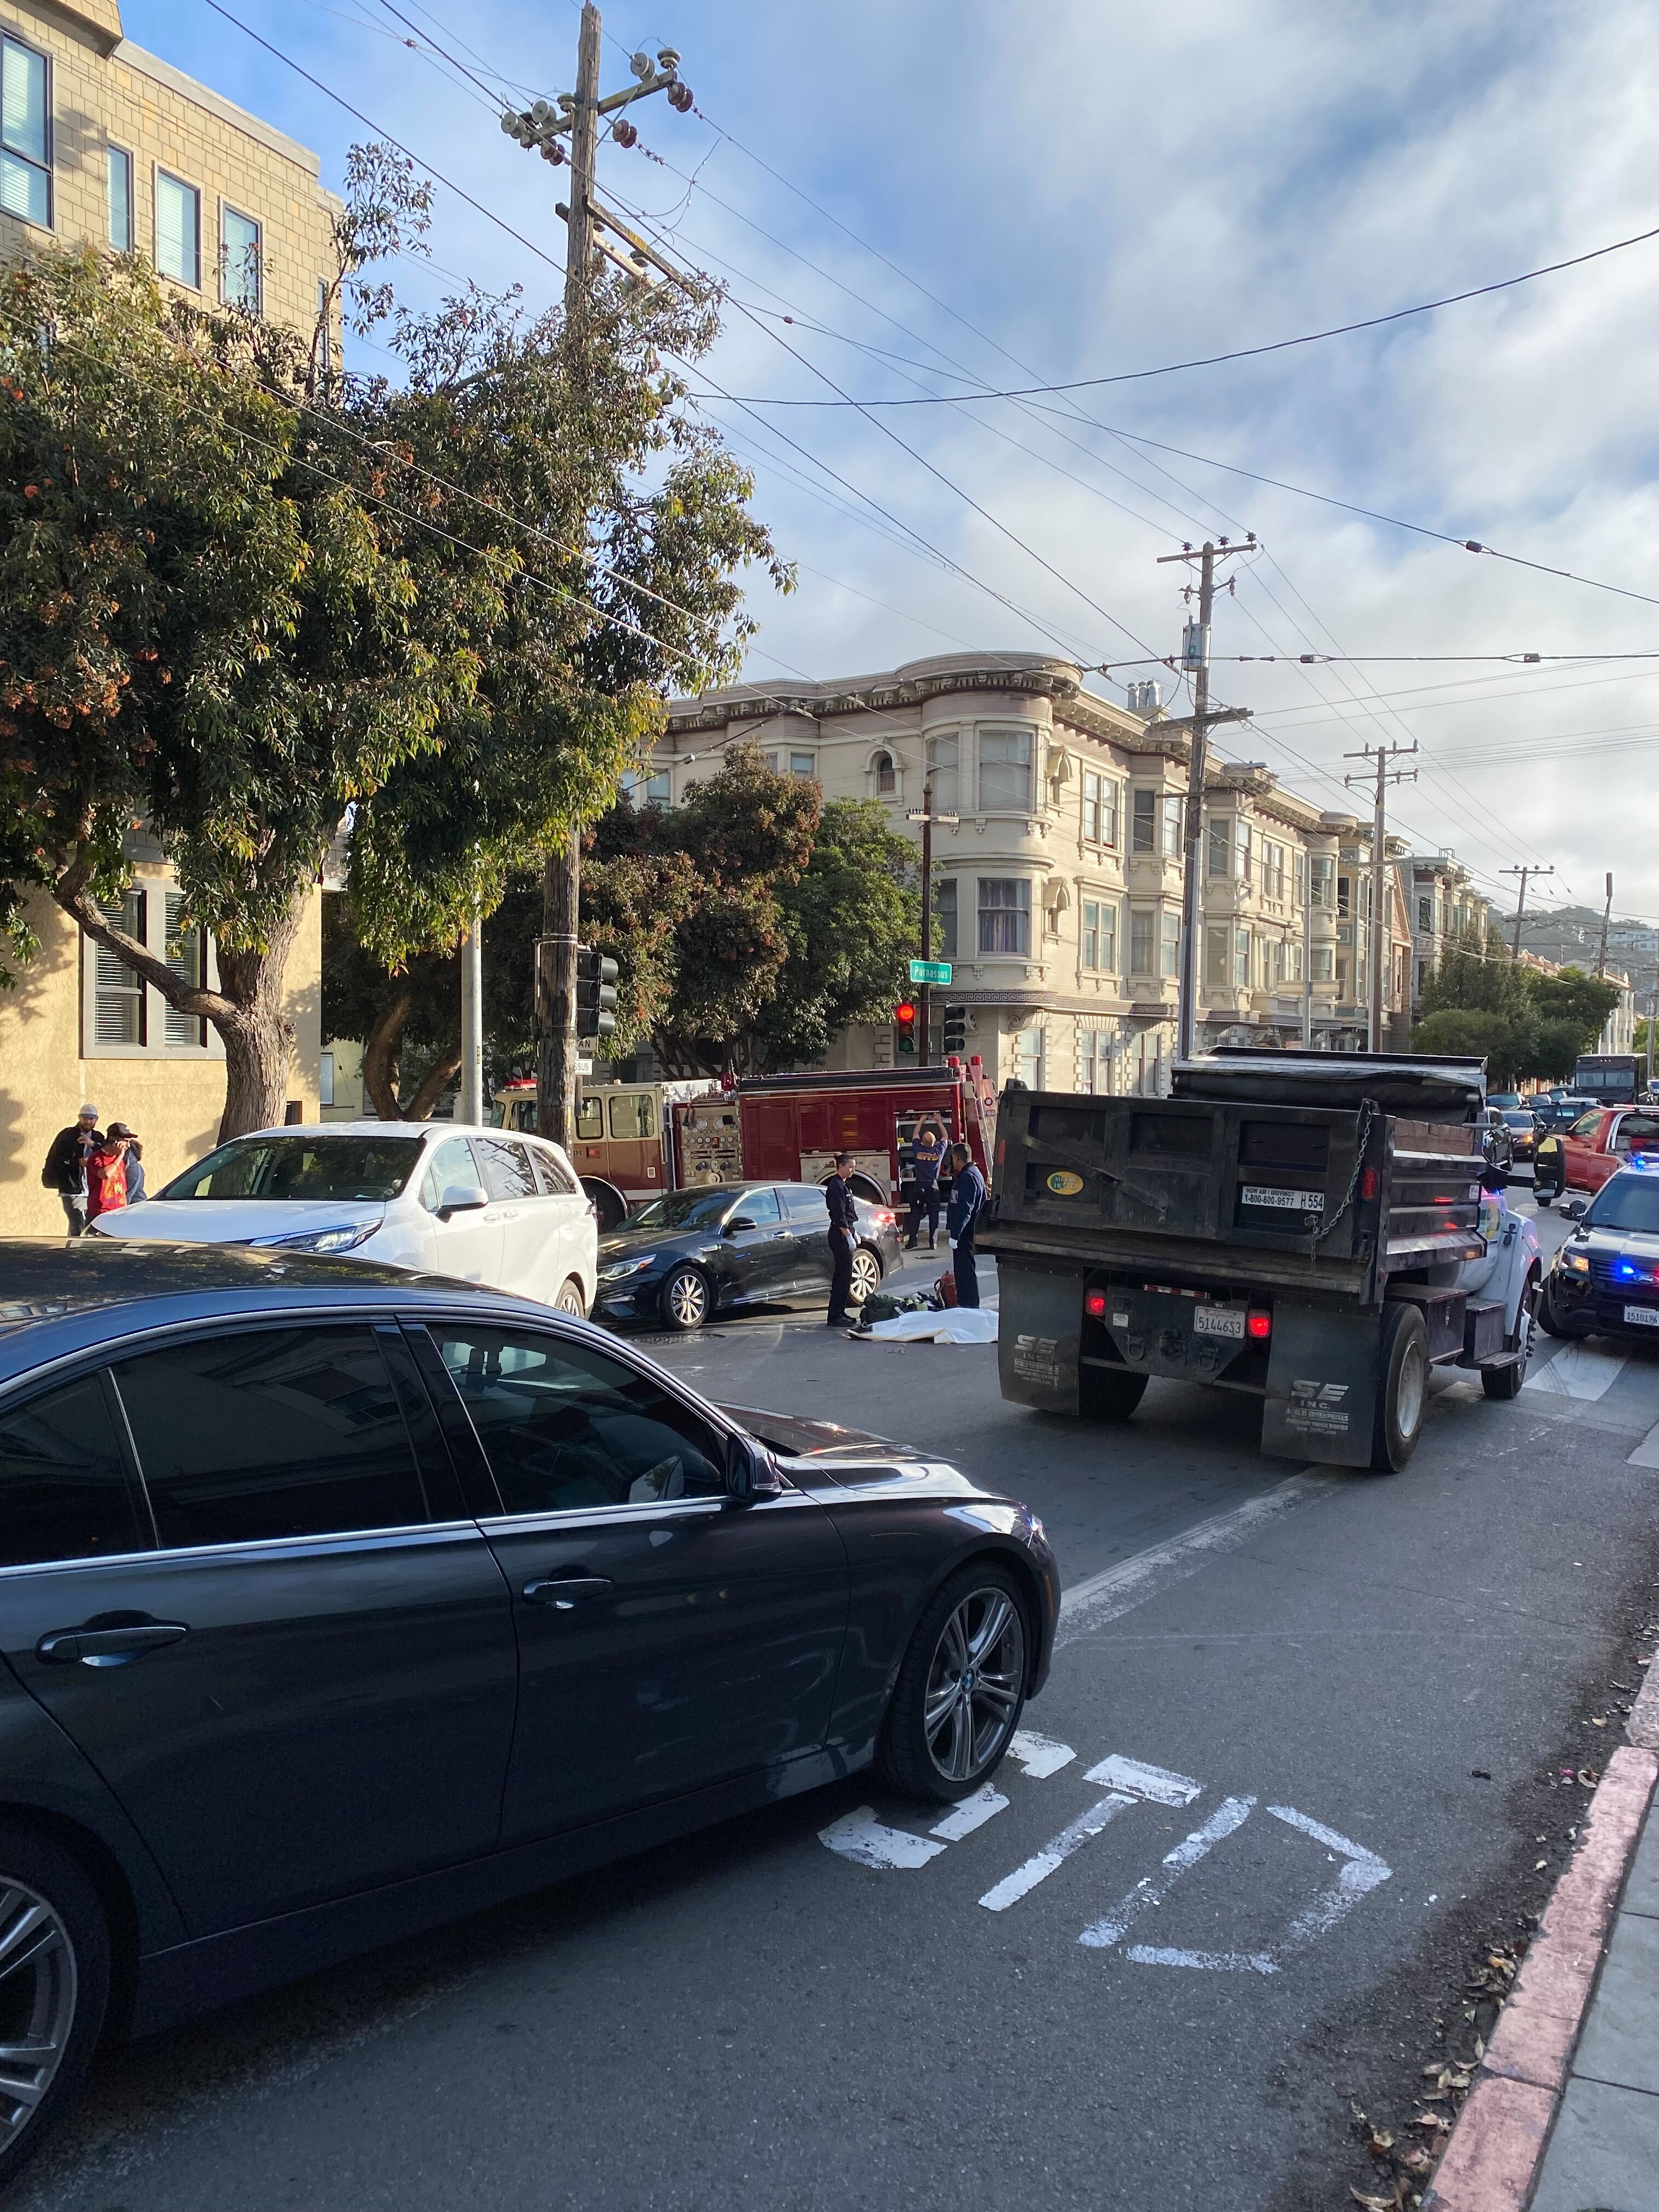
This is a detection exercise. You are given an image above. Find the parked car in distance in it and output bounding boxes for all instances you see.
[1539,1166,1659,1341]
[1487,1092,1523,1112]
[1500,1109,1538,1164]
[0,1241,1057,2186]
[593,1181,904,1332]
[1533,1106,1659,1207]
[88,1123,597,1317]
[1479,1105,1515,1178]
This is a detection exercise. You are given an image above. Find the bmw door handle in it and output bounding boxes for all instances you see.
[522,1575,614,1610]
[37,1622,189,1667]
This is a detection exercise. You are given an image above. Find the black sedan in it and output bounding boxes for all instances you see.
[1539,1167,1659,1342]
[592,1180,904,1332]
[0,1240,1057,2186]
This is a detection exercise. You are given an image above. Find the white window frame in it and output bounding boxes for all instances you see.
[977,876,1030,957]
[977,725,1035,814]
[1129,906,1155,976]
[82,885,222,1060]
[220,200,262,314]
[106,142,134,251]
[1,31,52,232]
[924,730,960,816]
[154,166,202,290]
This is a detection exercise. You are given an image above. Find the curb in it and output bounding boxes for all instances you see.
[1422,1742,1658,2211]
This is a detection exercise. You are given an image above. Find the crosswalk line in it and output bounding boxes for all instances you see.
[1523,1340,1629,1402]
[1629,1422,1659,1468]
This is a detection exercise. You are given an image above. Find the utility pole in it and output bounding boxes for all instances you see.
[1596,872,1613,978]
[459,921,483,1124]
[1157,536,1255,1062]
[1344,742,1418,1054]
[1502,864,1554,961]
[505,8,694,1147]
[1301,847,1313,1048]
[907,781,958,1063]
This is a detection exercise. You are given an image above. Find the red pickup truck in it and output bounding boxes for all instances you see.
[1535,1105,1659,1205]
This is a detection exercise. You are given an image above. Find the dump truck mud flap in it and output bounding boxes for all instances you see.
[996,1259,1084,1414]
[1261,1305,1381,1468]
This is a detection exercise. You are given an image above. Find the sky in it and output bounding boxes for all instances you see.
[128,0,1659,941]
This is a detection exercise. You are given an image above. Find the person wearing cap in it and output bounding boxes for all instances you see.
[84,1125,129,1223]
[107,1124,145,1204]
[41,1106,103,1236]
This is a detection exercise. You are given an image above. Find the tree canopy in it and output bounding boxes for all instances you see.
[1413,931,1622,1084]
[0,145,786,1136]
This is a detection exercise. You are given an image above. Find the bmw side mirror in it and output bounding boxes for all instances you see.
[437,1182,489,1222]
[725,1434,782,1503]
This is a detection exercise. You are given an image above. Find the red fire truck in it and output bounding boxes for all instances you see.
[494,1061,997,1227]
[671,1061,996,1210]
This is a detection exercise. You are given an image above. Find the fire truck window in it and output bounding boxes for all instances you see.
[528,1144,579,1197]
[608,1094,656,1141]
[575,1099,605,1142]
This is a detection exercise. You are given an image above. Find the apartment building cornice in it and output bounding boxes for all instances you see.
[667,651,1158,742]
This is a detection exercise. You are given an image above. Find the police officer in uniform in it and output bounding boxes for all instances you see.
[825,1151,859,1325]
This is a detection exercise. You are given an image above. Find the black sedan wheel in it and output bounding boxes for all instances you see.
[878,1566,1028,1803]
[658,1264,710,1333]
[0,1822,109,2190]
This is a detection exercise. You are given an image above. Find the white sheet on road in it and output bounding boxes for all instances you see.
[855,1308,1000,1344]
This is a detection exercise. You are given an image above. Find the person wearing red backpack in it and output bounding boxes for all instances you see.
[84,1128,129,1224]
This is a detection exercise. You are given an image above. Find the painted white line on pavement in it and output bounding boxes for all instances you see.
[929,1786,1008,1842]
[1628,1420,1659,1469]
[1008,1729,1077,1779]
[819,1809,946,1870]
[1268,1803,1393,1945]
[978,1793,1137,1912]
[1085,1753,1203,1807]
[1523,1339,1629,1401]
[1055,1473,1338,1650]
[1079,1795,1257,1953]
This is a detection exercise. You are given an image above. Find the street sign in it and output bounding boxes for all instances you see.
[909,958,952,986]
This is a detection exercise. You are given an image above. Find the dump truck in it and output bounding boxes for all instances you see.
[980,1049,1542,1471]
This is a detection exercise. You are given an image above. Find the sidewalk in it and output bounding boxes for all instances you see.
[1426,1689,1659,2212]
[1528,1792,1659,2211]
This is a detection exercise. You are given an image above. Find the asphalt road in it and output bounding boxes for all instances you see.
[18,1186,1659,2212]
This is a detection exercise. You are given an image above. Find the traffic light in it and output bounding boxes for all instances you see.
[894,1000,917,1054]
[575,945,619,1039]
[943,1004,968,1056]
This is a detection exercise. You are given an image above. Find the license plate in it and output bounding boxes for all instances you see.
[1194,1306,1246,1340]
[1240,1184,1318,1212]
[1624,1305,1659,1328]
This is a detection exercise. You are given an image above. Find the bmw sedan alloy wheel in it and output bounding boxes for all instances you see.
[0,1824,109,2187]
[924,1585,1025,1783]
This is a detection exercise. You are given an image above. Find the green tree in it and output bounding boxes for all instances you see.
[749,798,920,1069]
[1413,1006,1533,1080]
[0,246,463,1137]
[1523,966,1622,1051]
[1418,928,1531,1020]
[1522,1015,1590,1085]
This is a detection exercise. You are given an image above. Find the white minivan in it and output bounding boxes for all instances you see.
[90,1122,598,1316]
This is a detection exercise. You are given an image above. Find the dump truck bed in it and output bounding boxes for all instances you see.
[981,1062,1484,1305]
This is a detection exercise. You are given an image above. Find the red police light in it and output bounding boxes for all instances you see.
[894,1001,916,1024]
[1084,1289,1108,1318]
[1246,1309,1272,1340]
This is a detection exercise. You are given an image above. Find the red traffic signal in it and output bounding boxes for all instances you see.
[894,1000,917,1025]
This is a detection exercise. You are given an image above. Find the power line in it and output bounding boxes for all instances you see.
[704,218,1659,405]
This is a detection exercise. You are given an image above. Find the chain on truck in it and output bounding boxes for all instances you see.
[979,1049,1542,1472]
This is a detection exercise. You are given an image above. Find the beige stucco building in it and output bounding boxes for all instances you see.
[0,0,340,1232]
[653,652,1417,1093]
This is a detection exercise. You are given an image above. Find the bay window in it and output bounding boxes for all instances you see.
[977,877,1030,956]
[979,727,1032,810]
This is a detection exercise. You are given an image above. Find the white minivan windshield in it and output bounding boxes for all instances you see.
[159,1136,424,1203]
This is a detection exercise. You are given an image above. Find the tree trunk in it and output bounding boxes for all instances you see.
[212,900,307,1141]
[55,850,305,1144]
[404,1041,462,1120]
[362,984,414,1120]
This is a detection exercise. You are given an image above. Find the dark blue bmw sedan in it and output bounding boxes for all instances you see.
[0,1239,1056,2184]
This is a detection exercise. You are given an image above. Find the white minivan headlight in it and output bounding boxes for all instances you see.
[251,1223,379,1255]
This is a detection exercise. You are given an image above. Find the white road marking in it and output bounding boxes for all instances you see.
[818,1809,946,1870]
[1008,1729,1077,1779]
[1125,1945,1276,1972]
[930,1786,1008,1841]
[1086,1754,1202,1807]
[1079,1795,1257,1954]
[1267,1804,1392,1946]
[1628,1420,1659,1469]
[978,1794,1138,1913]
[1055,1474,1337,1650]
[1523,1340,1629,1401]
